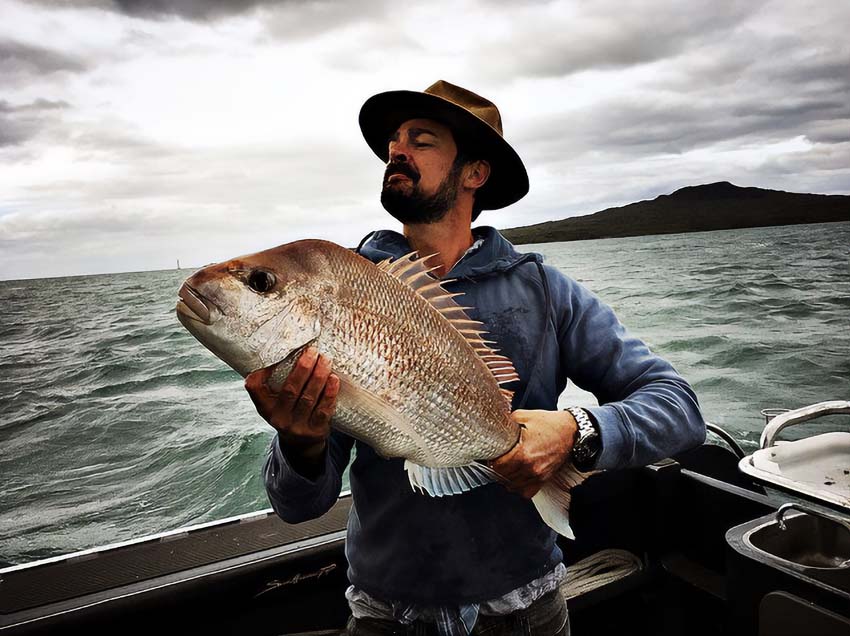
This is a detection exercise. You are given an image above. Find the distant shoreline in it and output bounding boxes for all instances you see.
[504,218,850,246]
[499,181,850,246]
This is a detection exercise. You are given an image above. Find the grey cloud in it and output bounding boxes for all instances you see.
[27,0,387,29]
[0,119,37,146]
[519,89,850,166]
[805,121,850,145]
[0,99,70,147]
[0,129,386,278]
[470,0,765,80]
[3,112,380,230]
[649,27,850,97]
[110,0,266,21]
[758,141,850,177]
[0,99,70,113]
[513,11,850,165]
[0,39,89,77]
[25,0,268,21]
[260,0,389,41]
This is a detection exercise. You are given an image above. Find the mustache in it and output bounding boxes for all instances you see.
[383,161,420,185]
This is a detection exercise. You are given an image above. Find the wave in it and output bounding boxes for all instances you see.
[86,368,238,398]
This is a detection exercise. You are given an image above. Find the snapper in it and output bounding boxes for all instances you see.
[176,239,588,537]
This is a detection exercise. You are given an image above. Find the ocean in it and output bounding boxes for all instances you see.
[1,222,848,566]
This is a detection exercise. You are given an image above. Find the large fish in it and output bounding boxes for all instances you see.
[176,239,587,537]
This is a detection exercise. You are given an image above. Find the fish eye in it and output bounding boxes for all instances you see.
[247,269,276,294]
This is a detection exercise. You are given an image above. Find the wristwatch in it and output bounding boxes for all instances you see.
[566,406,601,472]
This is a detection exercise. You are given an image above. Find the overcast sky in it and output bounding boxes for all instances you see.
[1,0,848,280]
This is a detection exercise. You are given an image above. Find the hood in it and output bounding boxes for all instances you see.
[358,226,543,280]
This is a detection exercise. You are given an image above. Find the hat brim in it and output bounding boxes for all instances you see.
[359,90,529,211]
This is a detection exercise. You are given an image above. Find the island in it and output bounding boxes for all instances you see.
[499,182,850,245]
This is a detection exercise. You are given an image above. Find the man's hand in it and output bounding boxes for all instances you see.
[490,410,578,499]
[244,347,340,471]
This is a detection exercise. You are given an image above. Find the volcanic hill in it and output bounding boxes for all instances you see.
[499,182,850,244]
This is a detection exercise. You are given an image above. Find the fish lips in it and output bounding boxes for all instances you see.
[176,283,221,326]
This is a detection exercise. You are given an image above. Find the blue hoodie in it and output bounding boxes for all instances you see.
[263,226,705,604]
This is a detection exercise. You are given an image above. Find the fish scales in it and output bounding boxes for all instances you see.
[316,242,518,466]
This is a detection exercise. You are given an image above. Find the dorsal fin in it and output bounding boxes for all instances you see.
[380,251,519,400]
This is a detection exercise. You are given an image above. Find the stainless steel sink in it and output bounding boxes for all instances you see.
[745,510,850,570]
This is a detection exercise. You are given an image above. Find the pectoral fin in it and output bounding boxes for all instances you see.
[404,461,503,497]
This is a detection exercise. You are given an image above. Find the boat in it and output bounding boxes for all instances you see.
[1,402,848,635]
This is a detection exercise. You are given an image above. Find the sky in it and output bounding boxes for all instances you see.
[1,0,848,280]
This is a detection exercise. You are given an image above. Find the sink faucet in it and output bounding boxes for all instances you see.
[775,502,850,532]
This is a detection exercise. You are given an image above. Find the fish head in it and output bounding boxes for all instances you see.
[176,242,334,376]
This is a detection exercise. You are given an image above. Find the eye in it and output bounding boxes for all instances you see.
[247,269,276,293]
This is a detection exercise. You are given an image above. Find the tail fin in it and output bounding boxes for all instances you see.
[532,463,594,540]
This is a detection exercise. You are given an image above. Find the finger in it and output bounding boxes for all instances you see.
[244,369,278,419]
[245,366,272,392]
[500,474,540,496]
[518,484,542,499]
[292,353,333,422]
[310,374,340,431]
[489,428,526,476]
[492,461,524,484]
[278,347,320,410]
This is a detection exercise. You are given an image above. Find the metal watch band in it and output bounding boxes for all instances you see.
[567,406,594,438]
[566,406,600,471]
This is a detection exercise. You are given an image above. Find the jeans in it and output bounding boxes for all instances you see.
[344,590,570,636]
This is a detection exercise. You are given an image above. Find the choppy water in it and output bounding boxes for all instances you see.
[1,222,848,566]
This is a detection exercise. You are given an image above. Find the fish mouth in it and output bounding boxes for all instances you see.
[176,283,219,326]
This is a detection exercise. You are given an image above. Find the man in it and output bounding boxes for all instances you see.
[247,81,706,635]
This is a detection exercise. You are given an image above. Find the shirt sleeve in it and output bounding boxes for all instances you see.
[263,430,355,523]
[554,271,707,470]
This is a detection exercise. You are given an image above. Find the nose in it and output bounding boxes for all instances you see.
[388,138,408,163]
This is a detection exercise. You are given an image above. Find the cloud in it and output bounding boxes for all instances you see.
[0,38,89,78]
[758,141,850,179]
[2,0,849,279]
[0,111,385,254]
[24,0,268,21]
[0,98,70,147]
[467,0,765,80]
[26,0,389,31]
[110,0,268,20]
[508,4,850,169]
[260,0,390,40]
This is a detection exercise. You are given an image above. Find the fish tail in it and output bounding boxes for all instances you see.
[532,463,594,540]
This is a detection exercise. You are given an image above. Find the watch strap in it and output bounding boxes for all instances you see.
[566,406,601,471]
[567,406,595,438]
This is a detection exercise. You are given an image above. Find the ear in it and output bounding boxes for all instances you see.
[463,159,491,191]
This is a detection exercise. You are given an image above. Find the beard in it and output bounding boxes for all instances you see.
[380,158,464,225]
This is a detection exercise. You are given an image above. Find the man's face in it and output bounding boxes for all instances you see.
[380,118,464,225]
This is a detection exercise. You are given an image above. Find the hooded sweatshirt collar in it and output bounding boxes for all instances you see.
[358,226,542,281]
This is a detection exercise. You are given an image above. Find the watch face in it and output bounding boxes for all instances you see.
[575,431,600,464]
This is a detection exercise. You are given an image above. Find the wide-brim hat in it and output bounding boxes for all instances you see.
[359,80,529,211]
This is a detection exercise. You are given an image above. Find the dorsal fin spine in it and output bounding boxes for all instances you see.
[381,252,520,389]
